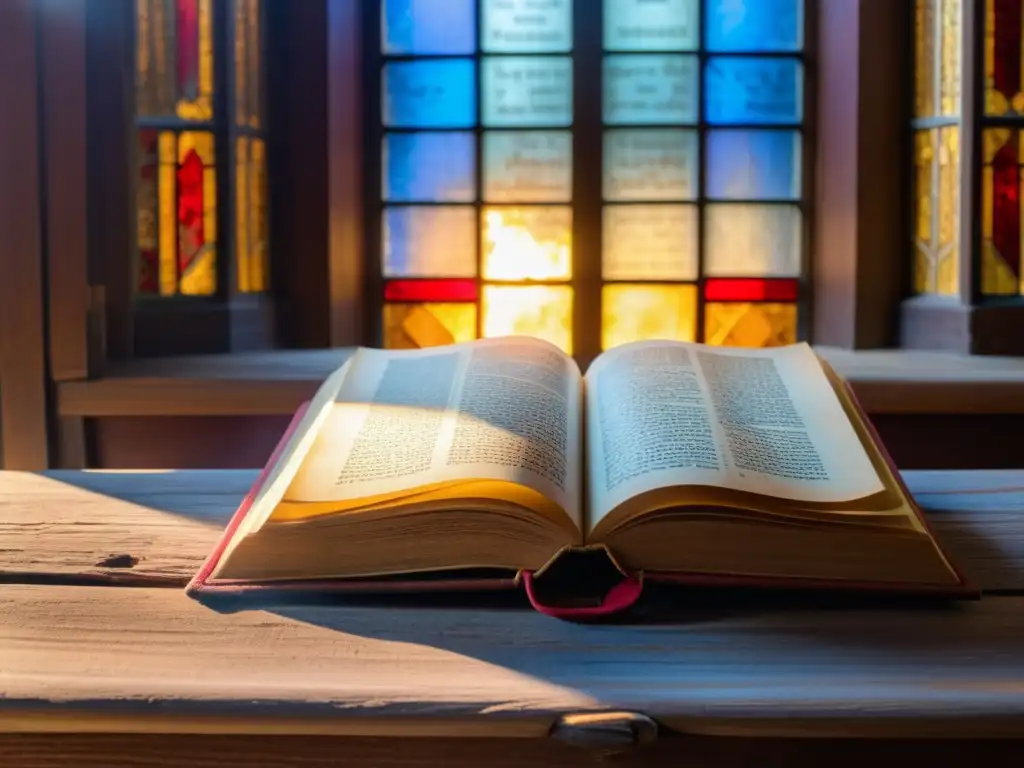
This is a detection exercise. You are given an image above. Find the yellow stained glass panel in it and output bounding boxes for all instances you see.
[247,0,261,127]
[705,303,797,348]
[915,0,937,117]
[936,126,959,295]
[482,206,571,281]
[602,204,698,280]
[913,129,937,293]
[384,303,477,349]
[482,285,573,354]
[236,137,251,292]
[157,131,177,296]
[939,0,960,116]
[602,284,697,351]
[234,0,248,126]
[251,138,269,291]
[137,131,159,294]
[136,0,175,115]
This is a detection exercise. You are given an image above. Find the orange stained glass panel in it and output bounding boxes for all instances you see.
[704,303,797,348]
[384,303,477,349]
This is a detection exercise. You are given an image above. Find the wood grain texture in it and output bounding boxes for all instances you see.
[0,0,50,469]
[2,733,1022,768]
[3,584,1024,738]
[56,347,1024,417]
[2,470,1022,591]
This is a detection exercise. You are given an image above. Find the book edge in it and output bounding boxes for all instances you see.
[184,401,312,597]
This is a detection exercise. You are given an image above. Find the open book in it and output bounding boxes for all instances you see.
[188,336,972,615]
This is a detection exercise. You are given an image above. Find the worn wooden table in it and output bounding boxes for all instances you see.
[2,470,1024,767]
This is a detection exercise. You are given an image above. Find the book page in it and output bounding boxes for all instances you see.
[585,341,884,527]
[285,336,583,528]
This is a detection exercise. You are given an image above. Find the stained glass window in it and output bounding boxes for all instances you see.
[979,1,1024,295]
[377,0,576,353]
[372,0,808,354]
[913,0,1024,298]
[911,0,961,296]
[135,0,269,297]
[599,0,805,348]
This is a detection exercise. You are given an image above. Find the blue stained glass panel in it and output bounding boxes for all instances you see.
[705,0,803,52]
[705,57,802,125]
[383,132,476,202]
[481,56,573,127]
[482,0,572,53]
[382,0,476,55]
[604,54,699,125]
[706,130,801,200]
[383,59,477,128]
[603,0,699,52]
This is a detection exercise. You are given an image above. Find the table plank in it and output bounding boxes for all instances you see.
[1,470,1023,591]
[3,733,1023,768]
[2,584,1024,738]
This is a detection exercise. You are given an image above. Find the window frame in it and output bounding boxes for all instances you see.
[80,0,926,362]
[360,0,814,365]
[900,0,1024,355]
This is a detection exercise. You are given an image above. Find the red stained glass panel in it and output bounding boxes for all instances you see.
[177,147,206,274]
[992,133,1020,282]
[703,278,799,302]
[989,0,1023,113]
[384,279,479,302]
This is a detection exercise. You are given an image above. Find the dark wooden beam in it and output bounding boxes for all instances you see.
[265,0,332,348]
[327,0,365,346]
[86,0,135,362]
[0,0,50,469]
[812,0,910,348]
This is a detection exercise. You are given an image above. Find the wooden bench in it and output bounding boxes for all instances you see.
[2,469,1024,767]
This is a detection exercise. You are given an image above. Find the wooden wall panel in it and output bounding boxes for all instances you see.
[94,415,293,470]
